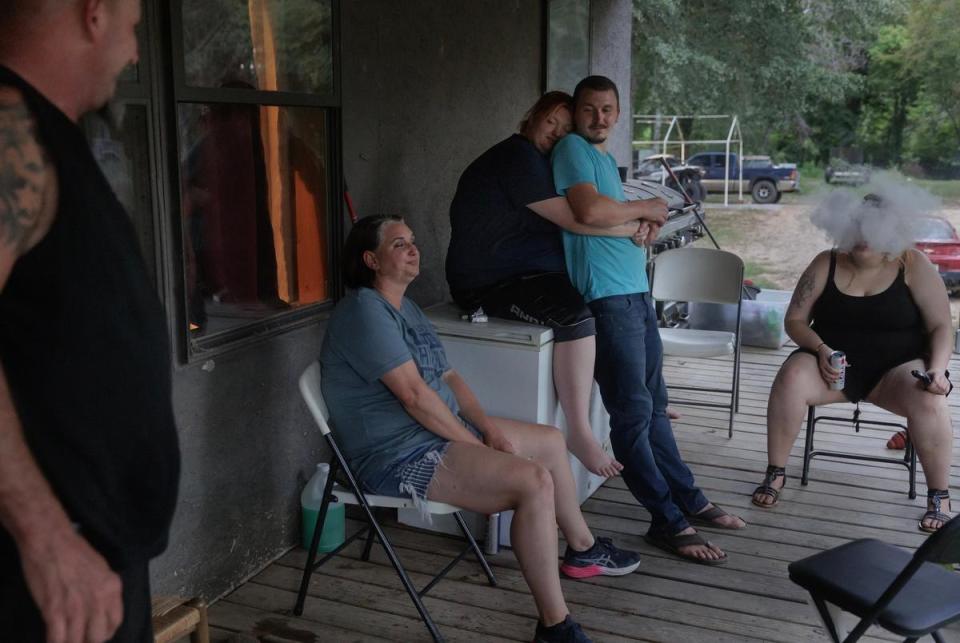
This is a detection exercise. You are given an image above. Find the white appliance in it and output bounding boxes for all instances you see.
[398,303,611,549]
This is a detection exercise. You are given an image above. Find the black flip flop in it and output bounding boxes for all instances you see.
[644,530,728,566]
[688,503,746,530]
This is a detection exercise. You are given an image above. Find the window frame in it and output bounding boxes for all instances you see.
[544,0,592,93]
[160,0,344,362]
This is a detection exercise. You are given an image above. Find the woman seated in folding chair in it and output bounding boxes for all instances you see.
[751,191,954,532]
[320,214,641,643]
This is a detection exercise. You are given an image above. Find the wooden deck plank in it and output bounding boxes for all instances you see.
[205,343,960,642]
[207,597,393,642]
[275,540,831,642]
[260,558,742,643]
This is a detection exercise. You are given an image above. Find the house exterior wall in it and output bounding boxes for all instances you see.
[152,0,633,601]
[153,324,326,598]
[152,0,545,599]
[340,0,545,306]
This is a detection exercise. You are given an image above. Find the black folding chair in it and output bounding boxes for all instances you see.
[292,363,497,642]
[802,404,917,499]
[788,516,960,642]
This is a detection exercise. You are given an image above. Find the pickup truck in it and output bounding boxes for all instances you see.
[686,152,799,204]
[633,154,707,202]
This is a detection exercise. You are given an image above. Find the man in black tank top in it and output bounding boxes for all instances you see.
[0,3,179,642]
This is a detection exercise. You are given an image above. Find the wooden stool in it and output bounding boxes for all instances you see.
[151,596,209,643]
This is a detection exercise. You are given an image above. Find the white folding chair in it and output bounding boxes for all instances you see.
[651,247,745,437]
[292,362,496,643]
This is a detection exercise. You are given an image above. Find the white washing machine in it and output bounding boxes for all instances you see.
[398,303,610,549]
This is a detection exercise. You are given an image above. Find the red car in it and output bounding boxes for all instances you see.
[914,215,960,293]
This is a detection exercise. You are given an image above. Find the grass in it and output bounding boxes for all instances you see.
[911,178,960,203]
[793,163,960,205]
[798,162,822,185]
[743,261,778,289]
[692,216,779,288]
[698,212,744,246]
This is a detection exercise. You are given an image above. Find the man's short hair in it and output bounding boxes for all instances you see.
[573,75,620,110]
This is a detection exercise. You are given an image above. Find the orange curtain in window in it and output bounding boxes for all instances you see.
[246,1,327,304]
[248,0,291,302]
[292,137,328,302]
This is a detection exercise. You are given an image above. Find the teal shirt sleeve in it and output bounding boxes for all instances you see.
[551,135,595,195]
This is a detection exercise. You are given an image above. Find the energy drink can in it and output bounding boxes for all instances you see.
[829,351,846,391]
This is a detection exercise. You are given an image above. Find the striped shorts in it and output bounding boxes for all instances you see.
[397,444,451,504]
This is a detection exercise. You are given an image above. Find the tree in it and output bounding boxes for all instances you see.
[902,0,960,170]
[632,0,902,158]
[857,24,919,166]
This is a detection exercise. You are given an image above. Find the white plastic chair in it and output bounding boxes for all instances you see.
[651,247,744,437]
[292,362,496,643]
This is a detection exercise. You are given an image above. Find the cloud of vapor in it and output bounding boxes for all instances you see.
[810,171,942,255]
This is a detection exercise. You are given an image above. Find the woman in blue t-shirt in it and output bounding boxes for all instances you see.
[320,215,643,643]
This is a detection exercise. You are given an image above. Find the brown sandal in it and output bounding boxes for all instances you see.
[752,465,785,508]
[644,530,728,565]
[688,504,746,530]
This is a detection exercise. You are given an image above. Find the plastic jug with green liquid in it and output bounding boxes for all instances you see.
[301,463,345,552]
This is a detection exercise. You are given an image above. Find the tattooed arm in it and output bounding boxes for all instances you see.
[783,250,831,352]
[0,87,123,643]
[0,88,55,269]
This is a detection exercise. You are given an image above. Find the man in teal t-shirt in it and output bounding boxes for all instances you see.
[552,76,745,565]
[552,127,649,302]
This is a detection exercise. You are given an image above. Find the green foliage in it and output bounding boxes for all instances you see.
[857,24,918,165]
[632,0,899,152]
[630,0,960,175]
[903,97,960,168]
[901,0,960,169]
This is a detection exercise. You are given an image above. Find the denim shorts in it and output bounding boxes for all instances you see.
[361,419,482,517]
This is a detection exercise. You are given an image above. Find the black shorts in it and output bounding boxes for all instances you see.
[790,347,922,403]
[452,272,595,342]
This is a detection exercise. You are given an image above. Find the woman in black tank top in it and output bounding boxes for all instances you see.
[750,239,954,533]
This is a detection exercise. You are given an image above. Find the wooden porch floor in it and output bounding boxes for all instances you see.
[206,343,960,642]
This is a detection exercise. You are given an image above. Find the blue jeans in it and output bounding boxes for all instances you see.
[588,293,708,535]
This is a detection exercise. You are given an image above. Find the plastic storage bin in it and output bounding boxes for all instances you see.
[688,289,791,349]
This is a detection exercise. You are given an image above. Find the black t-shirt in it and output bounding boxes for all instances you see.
[446,134,565,292]
[0,66,180,568]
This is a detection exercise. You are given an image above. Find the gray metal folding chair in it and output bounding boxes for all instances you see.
[292,362,497,642]
[651,247,745,437]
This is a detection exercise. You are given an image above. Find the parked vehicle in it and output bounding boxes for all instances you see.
[914,215,960,294]
[686,152,799,204]
[632,154,707,202]
[825,159,871,186]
